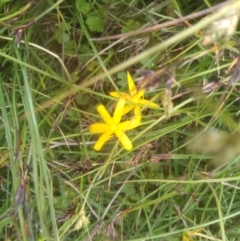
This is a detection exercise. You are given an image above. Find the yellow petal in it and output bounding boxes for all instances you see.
[118,119,140,130]
[110,92,132,100]
[134,106,142,122]
[109,92,121,98]
[97,105,112,125]
[136,89,145,98]
[138,99,159,108]
[127,72,137,96]
[89,123,109,133]
[113,98,125,123]
[115,129,133,150]
[122,105,134,115]
[93,131,113,151]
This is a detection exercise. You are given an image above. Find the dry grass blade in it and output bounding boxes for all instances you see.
[13,178,27,214]
[93,1,231,41]
[228,52,240,85]
[136,60,180,90]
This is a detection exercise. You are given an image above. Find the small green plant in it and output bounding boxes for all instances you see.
[76,0,104,33]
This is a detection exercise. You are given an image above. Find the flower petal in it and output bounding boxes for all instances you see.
[115,129,133,150]
[119,119,140,130]
[122,105,134,115]
[93,131,113,151]
[89,123,109,133]
[97,105,113,125]
[127,72,137,96]
[134,106,142,122]
[109,92,121,98]
[138,99,159,108]
[136,89,145,98]
[110,92,132,102]
[113,98,125,123]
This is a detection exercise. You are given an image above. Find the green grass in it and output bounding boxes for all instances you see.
[1,0,240,241]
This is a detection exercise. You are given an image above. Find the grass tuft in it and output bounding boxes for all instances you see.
[1,1,240,241]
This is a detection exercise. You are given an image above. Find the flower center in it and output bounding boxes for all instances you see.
[110,124,117,132]
[132,95,139,103]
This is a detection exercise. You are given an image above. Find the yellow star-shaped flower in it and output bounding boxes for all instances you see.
[89,98,140,151]
[110,72,159,120]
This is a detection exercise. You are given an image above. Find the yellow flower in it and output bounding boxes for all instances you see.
[89,98,140,151]
[110,72,159,120]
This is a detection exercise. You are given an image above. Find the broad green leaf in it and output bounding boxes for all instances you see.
[75,93,90,106]
[86,15,104,33]
[76,0,91,15]
[121,19,141,33]
[57,32,70,44]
